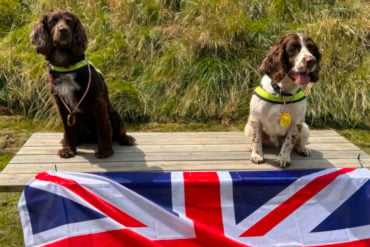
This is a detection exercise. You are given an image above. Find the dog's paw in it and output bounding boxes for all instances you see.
[250,153,264,164]
[119,135,136,146]
[58,147,76,158]
[274,157,291,168]
[95,149,114,159]
[296,147,311,157]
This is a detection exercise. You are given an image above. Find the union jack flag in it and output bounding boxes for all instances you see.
[18,168,370,246]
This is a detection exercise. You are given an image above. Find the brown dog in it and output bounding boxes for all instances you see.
[30,10,135,159]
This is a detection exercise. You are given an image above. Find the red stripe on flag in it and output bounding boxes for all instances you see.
[179,172,249,247]
[240,168,356,237]
[36,172,146,228]
[184,172,225,235]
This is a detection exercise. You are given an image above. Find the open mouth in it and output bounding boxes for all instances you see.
[288,71,310,85]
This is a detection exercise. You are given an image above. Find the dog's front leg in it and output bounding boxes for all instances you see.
[57,101,77,158]
[92,99,114,159]
[59,126,77,158]
[246,120,264,164]
[276,124,299,167]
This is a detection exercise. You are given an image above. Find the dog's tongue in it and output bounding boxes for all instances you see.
[289,72,310,85]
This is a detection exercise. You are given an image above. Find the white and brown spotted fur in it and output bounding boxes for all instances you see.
[245,33,321,167]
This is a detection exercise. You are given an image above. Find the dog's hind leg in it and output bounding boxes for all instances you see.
[295,123,311,156]
[109,110,135,146]
[118,133,136,146]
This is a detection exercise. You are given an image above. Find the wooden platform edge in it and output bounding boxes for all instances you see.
[0,130,369,192]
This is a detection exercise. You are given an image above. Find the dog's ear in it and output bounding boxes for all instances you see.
[308,42,321,82]
[259,43,288,83]
[30,14,52,56]
[309,64,320,82]
[72,17,88,55]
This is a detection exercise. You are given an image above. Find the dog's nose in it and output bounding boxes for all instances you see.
[58,26,68,33]
[304,56,316,69]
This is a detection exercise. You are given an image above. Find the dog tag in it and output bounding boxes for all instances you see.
[280,112,291,127]
[67,114,76,126]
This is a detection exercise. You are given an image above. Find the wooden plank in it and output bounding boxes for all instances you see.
[3,158,367,173]
[1,130,368,192]
[23,135,351,146]
[8,149,369,164]
[16,144,251,154]
[15,142,363,155]
[28,130,340,139]
[0,174,29,192]
[1,158,365,192]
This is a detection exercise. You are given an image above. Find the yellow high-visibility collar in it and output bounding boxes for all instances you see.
[51,60,102,74]
[254,86,306,104]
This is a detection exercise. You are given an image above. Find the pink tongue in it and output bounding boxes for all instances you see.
[294,73,310,85]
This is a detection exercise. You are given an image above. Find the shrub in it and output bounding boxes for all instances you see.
[0,0,368,128]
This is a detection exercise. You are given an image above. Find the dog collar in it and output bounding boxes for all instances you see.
[271,83,293,96]
[50,59,102,74]
[254,86,306,104]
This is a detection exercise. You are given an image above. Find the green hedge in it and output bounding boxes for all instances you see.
[0,0,368,128]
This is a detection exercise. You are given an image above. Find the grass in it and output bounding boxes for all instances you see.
[0,0,369,128]
[0,191,23,247]
[338,129,370,154]
[0,154,13,171]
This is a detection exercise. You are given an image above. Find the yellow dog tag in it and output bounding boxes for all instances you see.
[280,112,291,127]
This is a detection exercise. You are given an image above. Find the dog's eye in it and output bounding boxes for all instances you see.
[287,44,300,55]
[48,17,58,26]
[306,43,316,52]
[65,18,74,26]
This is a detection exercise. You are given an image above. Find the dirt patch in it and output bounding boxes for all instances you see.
[0,107,38,156]
[0,133,29,153]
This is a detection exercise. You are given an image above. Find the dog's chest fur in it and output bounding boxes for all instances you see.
[51,73,81,111]
[250,75,307,136]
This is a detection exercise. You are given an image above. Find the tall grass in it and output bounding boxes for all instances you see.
[0,0,368,128]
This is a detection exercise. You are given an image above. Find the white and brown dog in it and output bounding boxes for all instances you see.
[245,33,321,167]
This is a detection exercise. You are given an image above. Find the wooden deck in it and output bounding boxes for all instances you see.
[0,130,369,192]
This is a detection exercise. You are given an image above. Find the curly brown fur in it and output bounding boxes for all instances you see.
[30,10,135,159]
[30,10,87,66]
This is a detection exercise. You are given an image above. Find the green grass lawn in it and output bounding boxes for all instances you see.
[0,115,369,246]
[0,191,22,247]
